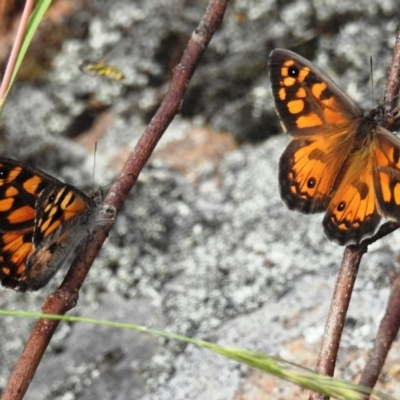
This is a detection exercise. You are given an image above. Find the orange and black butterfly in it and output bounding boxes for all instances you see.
[0,158,115,291]
[269,48,400,245]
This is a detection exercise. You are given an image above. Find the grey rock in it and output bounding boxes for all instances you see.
[0,0,399,399]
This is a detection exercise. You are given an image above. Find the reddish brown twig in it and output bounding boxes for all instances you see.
[309,245,366,400]
[358,268,400,399]
[383,28,400,121]
[1,1,229,399]
[309,26,400,400]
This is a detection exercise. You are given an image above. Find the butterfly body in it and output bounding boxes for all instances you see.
[269,49,400,245]
[0,158,114,291]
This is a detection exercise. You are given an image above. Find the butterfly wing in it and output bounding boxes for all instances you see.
[33,184,95,244]
[269,49,364,213]
[322,135,381,245]
[0,158,61,230]
[373,128,400,219]
[16,184,96,291]
[0,229,35,288]
[322,125,400,245]
[0,158,64,287]
[279,124,360,213]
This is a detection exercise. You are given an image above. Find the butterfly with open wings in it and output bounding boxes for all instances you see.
[0,158,115,291]
[269,49,400,245]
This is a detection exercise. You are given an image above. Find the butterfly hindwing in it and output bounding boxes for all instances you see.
[323,139,381,245]
[0,229,34,288]
[373,129,400,218]
[278,124,361,213]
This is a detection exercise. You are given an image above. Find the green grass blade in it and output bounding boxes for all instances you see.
[0,309,394,400]
[3,0,52,103]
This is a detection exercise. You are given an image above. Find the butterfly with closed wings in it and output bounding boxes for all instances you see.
[269,49,400,245]
[0,157,115,291]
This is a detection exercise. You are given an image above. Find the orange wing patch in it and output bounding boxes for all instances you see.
[8,205,36,224]
[0,230,33,287]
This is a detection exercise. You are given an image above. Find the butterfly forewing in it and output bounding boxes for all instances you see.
[269,49,363,134]
[0,158,60,231]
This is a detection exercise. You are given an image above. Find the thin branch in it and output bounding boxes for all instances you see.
[358,268,400,399]
[308,245,366,400]
[0,1,230,399]
[383,27,400,122]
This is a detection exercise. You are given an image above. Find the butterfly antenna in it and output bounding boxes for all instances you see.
[370,56,374,108]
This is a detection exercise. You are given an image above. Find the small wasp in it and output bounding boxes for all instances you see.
[78,59,125,82]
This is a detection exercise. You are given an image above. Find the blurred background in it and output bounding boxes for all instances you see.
[0,0,399,399]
